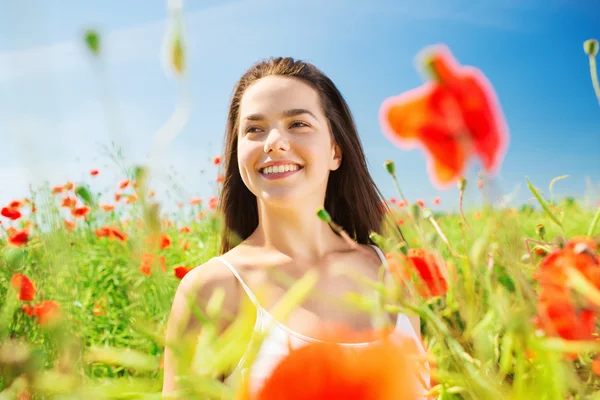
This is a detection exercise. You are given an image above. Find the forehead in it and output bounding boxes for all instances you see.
[239,76,322,117]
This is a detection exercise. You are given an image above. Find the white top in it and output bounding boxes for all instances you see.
[210,244,430,397]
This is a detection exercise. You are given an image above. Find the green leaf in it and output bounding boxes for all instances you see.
[75,184,95,207]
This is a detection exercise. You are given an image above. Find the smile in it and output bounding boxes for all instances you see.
[259,164,303,180]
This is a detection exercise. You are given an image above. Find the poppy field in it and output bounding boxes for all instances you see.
[1,26,600,400]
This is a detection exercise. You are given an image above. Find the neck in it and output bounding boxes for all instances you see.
[251,199,348,261]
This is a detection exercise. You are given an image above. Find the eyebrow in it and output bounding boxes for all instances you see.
[243,108,318,121]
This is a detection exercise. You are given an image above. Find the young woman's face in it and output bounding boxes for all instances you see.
[237,76,341,207]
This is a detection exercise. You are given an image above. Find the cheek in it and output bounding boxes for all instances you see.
[237,140,260,182]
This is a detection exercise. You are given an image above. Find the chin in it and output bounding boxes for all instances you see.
[257,188,303,209]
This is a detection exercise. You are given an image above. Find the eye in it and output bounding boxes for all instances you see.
[245,126,263,134]
[289,121,310,129]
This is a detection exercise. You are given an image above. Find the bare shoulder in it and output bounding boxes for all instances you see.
[166,257,240,338]
[347,243,386,279]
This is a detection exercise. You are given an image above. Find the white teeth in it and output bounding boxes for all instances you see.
[261,164,300,175]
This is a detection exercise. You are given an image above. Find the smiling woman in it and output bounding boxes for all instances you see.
[162,57,428,399]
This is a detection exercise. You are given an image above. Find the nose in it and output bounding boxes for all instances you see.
[263,128,290,154]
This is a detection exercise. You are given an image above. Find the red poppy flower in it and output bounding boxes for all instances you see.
[9,200,23,209]
[179,226,191,234]
[238,329,424,400]
[433,197,441,206]
[63,182,74,191]
[379,44,509,189]
[387,249,448,298]
[174,266,194,279]
[22,304,34,316]
[8,230,29,246]
[139,253,166,276]
[208,196,218,210]
[101,204,115,212]
[1,207,22,220]
[11,274,36,301]
[189,197,202,206]
[95,226,127,242]
[533,236,600,341]
[64,219,76,232]
[160,234,171,250]
[213,155,221,165]
[32,300,61,326]
[61,197,77,208]
[119,179,130,189]
[52,186,64,194]
[71,206,90,218]
[90,169,99,176]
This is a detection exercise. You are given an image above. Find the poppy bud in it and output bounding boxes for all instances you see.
[84,29,101,56]
[535,224,546,240]
[421,208,433,220]
[584,39,598,57]
[458,177,467,192]
[384,160,395,176]
[316,208,332,223]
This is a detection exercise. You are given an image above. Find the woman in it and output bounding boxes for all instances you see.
[162,57,426,398]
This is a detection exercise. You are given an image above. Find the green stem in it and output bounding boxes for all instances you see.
[391,173,408,204]
[459,188,472,232]
[428,215,466,259]
[589,55,600,105]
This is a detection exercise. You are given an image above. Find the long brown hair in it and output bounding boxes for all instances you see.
[218,57,398,254]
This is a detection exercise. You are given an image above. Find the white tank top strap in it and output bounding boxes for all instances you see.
[212,256,261,308]
[368,244,388,266]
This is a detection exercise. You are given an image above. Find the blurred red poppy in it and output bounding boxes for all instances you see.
[379,44,509,189]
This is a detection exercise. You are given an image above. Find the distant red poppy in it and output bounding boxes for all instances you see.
[61,197,77,209]
[32,300,61,326]
[64,219,77,232]
[1,207,21,220]
[9,200,23,209]
[189,197,202,206]
[379,44,509,189]
[101,204,115,212]
[63,182,74,191]
[213,155,221,165]
[90,169,99,176]
[95,226,127,242]
[160,234,171,250]
[119,179,130,189]
[208,196,218,210]
[8,230,29,246]
[433,197,441,206]
[71,206,90,218]
[11,274,36,301]
[174,266,194,279]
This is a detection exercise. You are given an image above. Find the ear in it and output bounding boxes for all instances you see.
[330,143,342,171]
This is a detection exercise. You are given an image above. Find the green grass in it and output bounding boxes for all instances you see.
[0,168,599,399]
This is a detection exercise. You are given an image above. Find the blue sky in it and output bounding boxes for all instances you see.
[0,0,599,213]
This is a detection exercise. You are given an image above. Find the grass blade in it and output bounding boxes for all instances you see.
[527,178,563,229]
